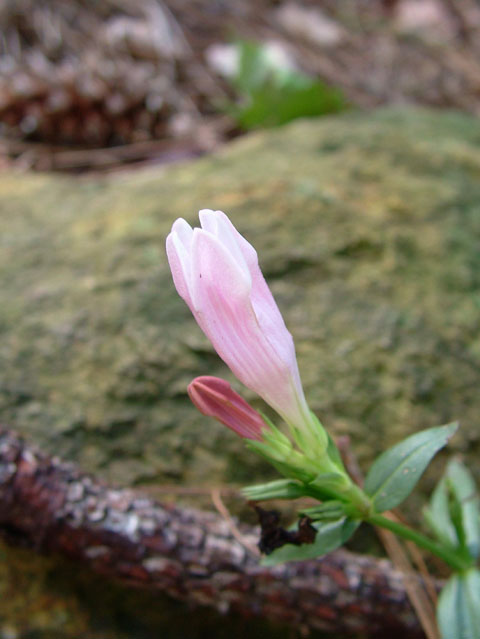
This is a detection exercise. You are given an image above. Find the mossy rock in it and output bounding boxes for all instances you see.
[1,108,479,500]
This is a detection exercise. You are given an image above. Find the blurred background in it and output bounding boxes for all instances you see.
[1,0,480,172]
[1,1,480,638]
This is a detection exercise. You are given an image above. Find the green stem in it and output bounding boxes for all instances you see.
[369,513,471,572]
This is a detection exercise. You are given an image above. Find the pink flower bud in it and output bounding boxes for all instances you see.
[188,376,266,440]
[166,209,315,435]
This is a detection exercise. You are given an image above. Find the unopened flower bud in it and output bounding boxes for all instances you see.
[188,376,267,441]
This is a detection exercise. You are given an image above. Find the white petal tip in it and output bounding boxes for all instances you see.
[171,217,193,233]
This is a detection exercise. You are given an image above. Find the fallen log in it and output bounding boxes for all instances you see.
[0,427,432,637]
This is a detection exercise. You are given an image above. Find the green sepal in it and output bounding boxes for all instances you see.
[300,501,347,523]
[242,478,308,501]
[364,423,458,513]
[306,410,329,454]
[437,569,480,639]
[246,438,315,483]
[307,471,351,501]
[258,415,294,459]
[325,430,346,472]
[261,517,360,566]
[286,410,329,461]
[246,414,335,484]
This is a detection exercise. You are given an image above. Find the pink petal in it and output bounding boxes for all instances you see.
[190,229,303,424]
[190,228,251,311]
[199,209,251,280]
[166,218,194,307]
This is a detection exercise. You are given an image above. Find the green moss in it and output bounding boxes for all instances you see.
[0,107,479,497]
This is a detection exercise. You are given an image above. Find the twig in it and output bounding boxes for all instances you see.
[210,487,260,557]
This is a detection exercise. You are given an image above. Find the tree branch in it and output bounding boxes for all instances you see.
[0,427,434,637]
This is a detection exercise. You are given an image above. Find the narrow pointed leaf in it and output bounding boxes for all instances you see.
[447,460,480,559]
[261,518,359,566]
[437,569,480,639]
[424,478,458,548]
[364,423,458,513]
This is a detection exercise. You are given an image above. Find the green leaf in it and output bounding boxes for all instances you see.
[261,517,359,566]
[226,40,346,130]
[437,569,480,639]
[447,460,480,560]
[234,80,345,130]
[233,41,273,94]
[424,478,458,548]
[364,423,458,513]
[242,479,307,501]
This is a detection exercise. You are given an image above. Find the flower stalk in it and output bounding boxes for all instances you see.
[368,513,472,573]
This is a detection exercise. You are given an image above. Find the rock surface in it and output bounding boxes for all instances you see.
[1,108,480,497]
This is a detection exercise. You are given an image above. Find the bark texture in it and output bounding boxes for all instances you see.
[0,427,432,637]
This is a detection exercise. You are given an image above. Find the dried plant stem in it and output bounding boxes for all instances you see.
[210,487,260,557]
[374,515,440,639]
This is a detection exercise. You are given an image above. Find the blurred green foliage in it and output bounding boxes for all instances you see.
[226,41,346,129]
